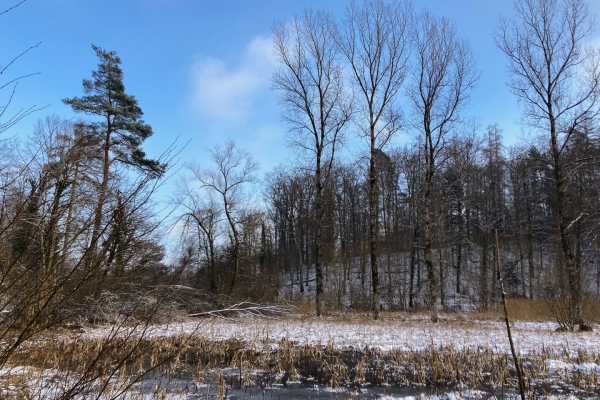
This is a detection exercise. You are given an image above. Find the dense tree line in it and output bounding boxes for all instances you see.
[177,0,600,330]
[182,121,600,331]
[261,126,600,309]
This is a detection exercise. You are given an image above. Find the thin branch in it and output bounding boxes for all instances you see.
[0,42,41,76]
[0,0,26,17]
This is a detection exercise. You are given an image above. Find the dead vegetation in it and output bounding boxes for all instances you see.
[0,311,598,398]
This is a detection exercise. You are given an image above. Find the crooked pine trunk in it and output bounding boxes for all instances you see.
[91,127,111,300]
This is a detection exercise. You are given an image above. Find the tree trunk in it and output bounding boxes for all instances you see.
[409,223,418,309]
[526,197,535,299]
[423,131,438,322]
[481,232,489,311]
[91,127,111,300]
[224,197,240,295]
[551,121,583,328]
[370,135,380,320]
[456,198,463,295]
[315,153,324,316]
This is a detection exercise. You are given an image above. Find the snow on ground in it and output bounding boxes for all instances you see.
[84,315,600,356]
[7,315,600,399]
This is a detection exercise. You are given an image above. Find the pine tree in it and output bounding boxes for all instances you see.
[63,45,164,285]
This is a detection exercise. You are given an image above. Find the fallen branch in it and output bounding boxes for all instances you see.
[188,301,293,319]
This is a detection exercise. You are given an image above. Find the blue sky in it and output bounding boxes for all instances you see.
[5,0,600,181]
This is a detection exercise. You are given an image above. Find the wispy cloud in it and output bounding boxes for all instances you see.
[589,34,600,50]
[189,36,276,124]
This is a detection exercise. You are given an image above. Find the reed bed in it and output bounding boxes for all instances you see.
[0,314,599,398]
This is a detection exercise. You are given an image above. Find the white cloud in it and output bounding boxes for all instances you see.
[590,34,600,51]
[189,36,276,124]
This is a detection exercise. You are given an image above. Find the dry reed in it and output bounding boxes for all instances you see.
[0,313,598,398]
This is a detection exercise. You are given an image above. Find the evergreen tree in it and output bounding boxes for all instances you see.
[63,44,164,282]
[63,44,164,177]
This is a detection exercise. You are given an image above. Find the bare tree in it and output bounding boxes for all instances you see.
[408,11,479,322]
[0,114,176,365]
[264,166,315,295]
[272,9,352,316]
[175,178,223,294]
[337,0,412,320]
[188,140,258,295]
[496,0,600,329]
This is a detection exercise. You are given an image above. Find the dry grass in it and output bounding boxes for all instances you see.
[293,299,558,322]
[454,299,554,322]
[461,298,600,326]
[504,299,554,321]
[282,294,315,314]
[1,310,599,398]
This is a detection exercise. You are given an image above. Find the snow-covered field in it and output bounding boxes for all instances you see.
[4,315,599,399]
[81,314,600,398]
[85,314,600,356]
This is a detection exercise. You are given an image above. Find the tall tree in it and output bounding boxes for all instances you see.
[63,45,165,280]
[188,140,258,295]
[272,10,352,316]
[338,0,412,320]
[408,11,479,322]
[496,0,600,329]
[175,182,222,294]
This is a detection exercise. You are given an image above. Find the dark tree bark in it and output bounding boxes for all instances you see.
[338,0,411,319]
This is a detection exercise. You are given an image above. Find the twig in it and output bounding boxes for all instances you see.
[565,213,585,233]
[0,0,26,17]
[0,42,41,76]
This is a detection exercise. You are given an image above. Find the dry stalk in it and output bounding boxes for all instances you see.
[1,320,599,397]
[496,229,527,400]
